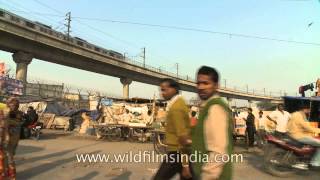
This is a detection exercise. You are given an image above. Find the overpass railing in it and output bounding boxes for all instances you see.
[122,57,195,82]
[121,58,287,98]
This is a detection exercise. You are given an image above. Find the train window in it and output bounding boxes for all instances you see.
[57,33,63,38]
[52,32,58,37]
[35,22,52,29]
[56,34,62,39]
[25,21,35,28]
[48,30,53,35]
[57,33,64,39]
[10,16,20,22]
[94,47,100,52]
[77,41,84,46]
[40,27,47,33]
[109,52,115,57]
[118,55,124,59]
[102,50,108,54]
[0,11,4,17]
[86,45,92,49]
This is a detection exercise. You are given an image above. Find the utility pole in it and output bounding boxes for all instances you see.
[123,52,128,60]
[65,12,71,40]
[141,47,146,67]
[176,63,179,78]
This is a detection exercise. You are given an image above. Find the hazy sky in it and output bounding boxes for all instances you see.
[0,0,319,102]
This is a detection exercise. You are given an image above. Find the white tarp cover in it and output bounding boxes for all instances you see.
[19,101,67,115]
[99,103,153,125]
[19,102,47,113]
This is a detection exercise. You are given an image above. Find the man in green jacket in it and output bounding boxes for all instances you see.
[154,78,193,180]
[192,66,233,180]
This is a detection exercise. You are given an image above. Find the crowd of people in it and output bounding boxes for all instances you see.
[0,65,319,180]
[237,104,292,150]
[153,65,320,180]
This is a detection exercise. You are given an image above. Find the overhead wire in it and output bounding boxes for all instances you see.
[0,9,186,66]
[5,9,320,47]
[2,0,65,29]
[30,0,174,68]
[1,2,308,95]
[9,0,135,57]
[30,0,142,50]
[70,17,320,47]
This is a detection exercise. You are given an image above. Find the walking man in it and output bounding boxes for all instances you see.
[154,78,193,180]
[192,66,233,180]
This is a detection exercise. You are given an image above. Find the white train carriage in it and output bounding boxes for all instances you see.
[0,9,124,60]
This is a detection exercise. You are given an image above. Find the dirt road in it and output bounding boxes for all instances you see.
[15,130,320,180]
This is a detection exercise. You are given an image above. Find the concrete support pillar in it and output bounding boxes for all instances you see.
[12,51,33,95]
[120,77,132,99]
[12,51,33,83]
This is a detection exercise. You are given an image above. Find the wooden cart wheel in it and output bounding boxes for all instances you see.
[106,127,122,141]
[136,129,146,143]
[153,132,167,154]
[127,128,136,142]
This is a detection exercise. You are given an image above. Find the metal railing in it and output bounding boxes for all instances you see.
[121,57,194,82]
[120,58,290,98]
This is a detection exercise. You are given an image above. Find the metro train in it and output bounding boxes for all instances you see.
[0,9,124,60]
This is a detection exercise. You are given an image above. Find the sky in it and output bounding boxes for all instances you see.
[0,0,319,104]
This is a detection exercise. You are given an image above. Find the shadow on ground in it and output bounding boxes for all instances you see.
[16,144,44,155]
[40,130,73,140]
[109,170,132,180]
[73,171,99,180]
[17,150,101,179]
